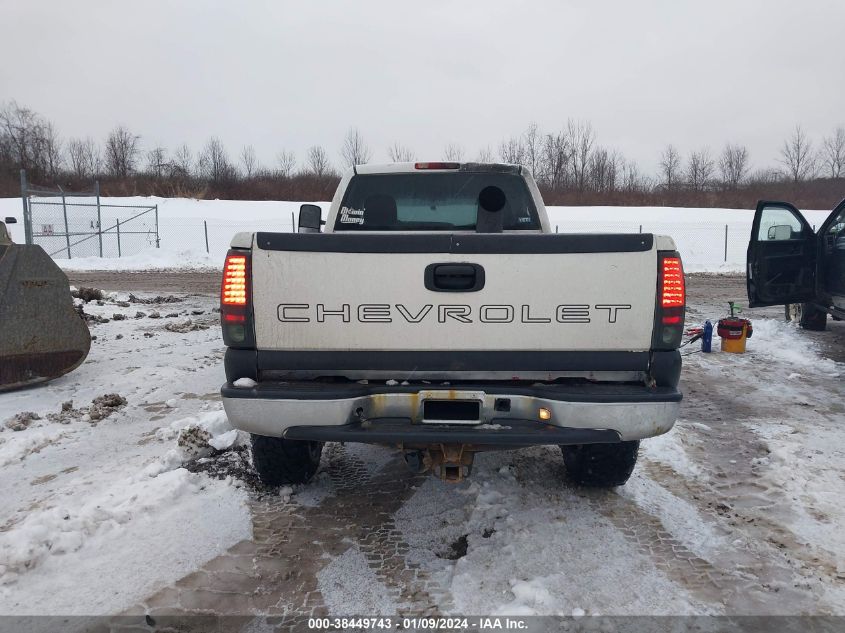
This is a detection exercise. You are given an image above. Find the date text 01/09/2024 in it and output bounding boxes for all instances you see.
[307,617,529,630]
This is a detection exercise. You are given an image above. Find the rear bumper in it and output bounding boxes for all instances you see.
[284,418,622,447]
[221,381,681,444]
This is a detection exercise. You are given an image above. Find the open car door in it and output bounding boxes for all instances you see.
[747,200,817,307]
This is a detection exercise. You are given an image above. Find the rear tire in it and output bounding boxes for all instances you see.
[250,434,323,486]
[799,303,827,331]
[561,441,639,487]
[786,303,827,330]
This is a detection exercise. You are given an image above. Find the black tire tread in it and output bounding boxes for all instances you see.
[799,302,827,331]
[250,434,323,486]
[561,441,639,487]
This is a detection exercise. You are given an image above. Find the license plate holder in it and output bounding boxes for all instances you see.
[418,390,484,425]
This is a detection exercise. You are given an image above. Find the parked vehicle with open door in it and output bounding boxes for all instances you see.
[747,198,845,330]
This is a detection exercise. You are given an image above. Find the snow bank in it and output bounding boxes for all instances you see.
[0,429,65,467]
[747,319,841,376]
[0,467,201,583]
[0,196,834,273]
[58,247,218,271]
[150,409,242,473]
[0,409,242,585]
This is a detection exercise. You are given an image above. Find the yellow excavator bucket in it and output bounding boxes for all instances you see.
[0,225,91,391]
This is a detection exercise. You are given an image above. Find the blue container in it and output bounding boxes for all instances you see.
[702,320,713,353]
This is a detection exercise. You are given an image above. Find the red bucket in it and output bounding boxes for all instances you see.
[717,317,753,340]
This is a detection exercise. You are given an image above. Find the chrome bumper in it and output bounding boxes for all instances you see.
[221,383,680,443]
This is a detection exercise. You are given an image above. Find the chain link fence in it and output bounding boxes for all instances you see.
[155,217,295,260]
[155,217,753,271]
[13,168,766,271]
[21,173,160,260]
[28,198,159,259]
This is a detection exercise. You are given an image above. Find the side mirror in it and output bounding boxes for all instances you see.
[4,217,17,224]
[298,204,323,233]
[767,224,792,241]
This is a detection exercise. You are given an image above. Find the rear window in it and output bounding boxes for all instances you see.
[334,172,540,231]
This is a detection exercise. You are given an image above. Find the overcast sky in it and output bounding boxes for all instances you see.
[2,0,844,175]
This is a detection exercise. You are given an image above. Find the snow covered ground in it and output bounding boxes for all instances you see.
[0,274,843,622]
[0,196,835,273]
[0,292,252,615]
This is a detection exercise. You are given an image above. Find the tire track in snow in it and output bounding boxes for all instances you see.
[641,450,842,613]
[125,443,452,623]
[583,487,758,610]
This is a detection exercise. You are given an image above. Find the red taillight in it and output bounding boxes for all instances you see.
[222,254,248,306]
[653,252,685,350]
[415,162,460,170]
[661,257,685,308]
[221,250,253,348]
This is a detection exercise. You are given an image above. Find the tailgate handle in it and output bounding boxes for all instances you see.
[425,263,485,292]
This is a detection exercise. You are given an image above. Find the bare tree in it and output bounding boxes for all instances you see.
[659,144,682,189]
[68,138,94,178]
[0,101,40,172]
[306,145,331,177]
[340,127,371,167]
[498,136,525,165]
[276,150,296,177]
[622,158,647,192]
[522,123,541,176]
[687,148,715,191]
[0,100,62,178]
[821,127,845,178]
[476,146,494,163]
[589,147,623,192]
[569,120,595,192]
[173,143,193,177]
[751,167,782,184]
[588,147,610,192]
[105,125,140,177]
[146,146,168,178]
[718,143,750,189]
[779,125,817,182]
[198,137,234,183]
[443,143,464,161]
[387,141,415,162]
[39,121,63,177]
[240,145,258,178]
[539,132,570,188]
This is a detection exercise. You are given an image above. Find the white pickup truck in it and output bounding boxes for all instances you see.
[220,162,684,487]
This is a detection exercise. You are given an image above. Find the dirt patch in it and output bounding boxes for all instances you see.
[71,287,105,303]
[89,394,128,421]
[177,426,214,460]
[75,304,109,324]
[164,319,211,333]
[4,412,40,432]
[46,395,127,424]
[184,445,268,493]
[437,534,468,560]
[129,293,183,305]
[30,473,57,486]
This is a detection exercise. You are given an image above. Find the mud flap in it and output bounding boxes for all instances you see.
[0,244,91,391]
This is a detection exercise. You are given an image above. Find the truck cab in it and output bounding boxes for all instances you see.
[747,198,845,329]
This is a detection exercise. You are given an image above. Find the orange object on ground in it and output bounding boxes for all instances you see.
[717,317,753,353]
